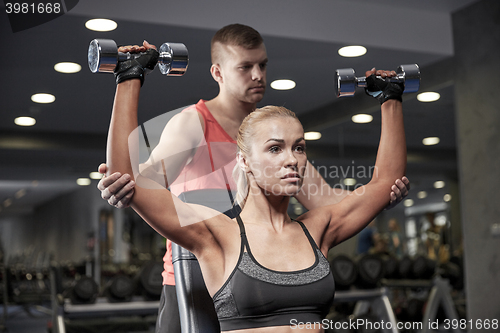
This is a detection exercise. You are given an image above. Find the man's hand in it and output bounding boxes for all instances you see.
[97,163,135,209]
[387,176,410,209]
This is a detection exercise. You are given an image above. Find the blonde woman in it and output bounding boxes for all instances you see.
[106,67,406,332]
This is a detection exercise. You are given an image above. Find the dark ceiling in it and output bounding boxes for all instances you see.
[0,0,479,216]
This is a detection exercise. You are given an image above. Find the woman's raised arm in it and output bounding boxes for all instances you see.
[106,64,223,256]
[319,68,407,248]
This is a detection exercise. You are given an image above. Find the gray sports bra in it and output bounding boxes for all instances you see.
[212,216,335,331]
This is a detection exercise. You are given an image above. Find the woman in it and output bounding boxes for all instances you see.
[106,67,406,332]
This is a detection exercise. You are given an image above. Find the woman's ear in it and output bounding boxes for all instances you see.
[236,153,249,173]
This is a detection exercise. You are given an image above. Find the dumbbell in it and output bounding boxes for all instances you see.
[355,254,384,289]
[88,39,188,76]
[334,64,420,97]
[329,254,358,290]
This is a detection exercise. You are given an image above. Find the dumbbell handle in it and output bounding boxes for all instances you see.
[355,73,406,88]
[117,50,173,66]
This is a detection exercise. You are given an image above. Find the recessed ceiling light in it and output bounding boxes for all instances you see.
[89,172,103,180]
[15,116,36,126]
[404,199,414,207]
[304,131,321,140]
[77,178,91,186]
[443,194,452,202]
[343,178,357,186]
[417,191,427,199]
[422,137,440,146]
[54,62,81,73]
[434,180,445,189]
[352,114,373,124]
[31,93,55,104]
[417,92,440,102]
[338,45,367,57]
[85,18,117,32]
[270,79,296,90]
[15,189,27,199]
[294,205,303,215]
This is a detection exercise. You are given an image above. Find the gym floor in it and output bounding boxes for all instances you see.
[1,305,51,333]
[1,304,156,333]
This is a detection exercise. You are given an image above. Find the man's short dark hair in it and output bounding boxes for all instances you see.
[211,24,264,64]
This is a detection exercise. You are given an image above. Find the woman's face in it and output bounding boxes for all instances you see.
[243,117,307,197]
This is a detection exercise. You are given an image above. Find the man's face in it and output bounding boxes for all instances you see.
[218,43,268,104]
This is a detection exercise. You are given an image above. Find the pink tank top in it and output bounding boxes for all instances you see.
[162,100,237,285]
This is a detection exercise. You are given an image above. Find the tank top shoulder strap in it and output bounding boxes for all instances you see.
[195,100,235,143]
[195,100,212,121]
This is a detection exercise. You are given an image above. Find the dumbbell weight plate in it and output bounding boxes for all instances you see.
[158,42,189,76]
[88,39,118,74]
[138,261,163,300]
[329,254,358,289]
[106,274,135,302]
[334,68,357,97]
[398,64,420,93]
[356,254,384,288]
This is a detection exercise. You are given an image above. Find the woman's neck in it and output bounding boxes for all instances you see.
[240,190,292,232]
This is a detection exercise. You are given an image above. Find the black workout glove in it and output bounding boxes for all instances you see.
[365,74,404,104]
[114,48,159,86]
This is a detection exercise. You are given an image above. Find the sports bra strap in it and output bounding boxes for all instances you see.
[235,215,248,252]
[295,220,321,250]
[235,215,246,236]
[235,216,319,253]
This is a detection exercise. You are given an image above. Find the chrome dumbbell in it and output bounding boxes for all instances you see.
[88,39,189,76]
[334,64,420,97]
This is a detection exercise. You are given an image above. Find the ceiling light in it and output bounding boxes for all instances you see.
[352,114,373,124]
[31,93,55,104]
[90,172,103,180]
[77,178,91,186]
[304,131,321,140]
[343,178,357,186]
[434,180,445,189]
[422,137,440,145]
[3,198,12,207]
[443,194,452,202]
[417,191,427,199]
[294,205,303,215]
[54,62,81,73]
[338,45,367,57]
[417,92,440,102]
[270,79,296,90]
[15,189,27,199]
[15,116,36,126]
[85,18,117,32]
[403,199,414,207]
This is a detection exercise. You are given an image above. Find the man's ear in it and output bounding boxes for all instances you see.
[210,64,223,83]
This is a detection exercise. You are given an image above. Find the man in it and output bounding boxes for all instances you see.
[98,24,410,333]
[357,219,379,255]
